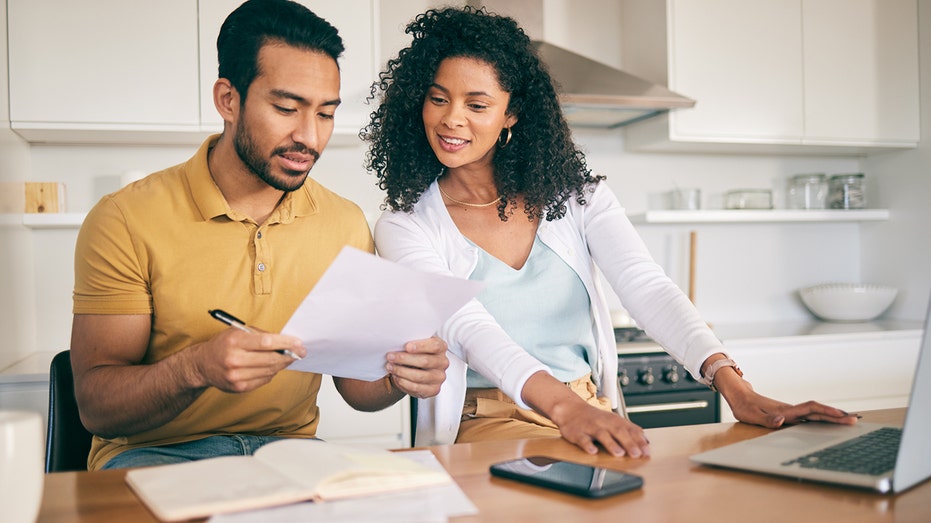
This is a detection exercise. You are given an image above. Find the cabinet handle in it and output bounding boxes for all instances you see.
[625,400,709,414]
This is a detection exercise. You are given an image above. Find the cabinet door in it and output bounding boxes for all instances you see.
[199,0,376,137]
[315,376,409,448]
[8,0,198,128]
[802,0,920,145]
[667,0,804,143]
[719,332,920,422]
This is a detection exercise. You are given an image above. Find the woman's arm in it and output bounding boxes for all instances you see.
[374,208,550,408]
[703,354,859,427]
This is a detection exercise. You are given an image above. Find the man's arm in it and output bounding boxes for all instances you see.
[334,337,448,412]
[70,314,306,439]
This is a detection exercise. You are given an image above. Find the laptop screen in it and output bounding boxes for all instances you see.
[893,295,931,491]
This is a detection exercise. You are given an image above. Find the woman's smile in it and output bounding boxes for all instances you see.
[422,56,517,172]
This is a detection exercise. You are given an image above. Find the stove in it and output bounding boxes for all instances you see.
[615,329,719,428]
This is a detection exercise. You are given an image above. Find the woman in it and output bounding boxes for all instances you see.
[362,6,857,457]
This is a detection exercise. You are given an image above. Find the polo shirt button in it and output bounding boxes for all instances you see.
[257,263,266,272]
[257,231,263,239]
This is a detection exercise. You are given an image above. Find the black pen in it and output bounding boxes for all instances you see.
[208,309,302,360]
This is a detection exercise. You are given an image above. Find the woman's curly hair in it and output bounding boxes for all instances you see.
[360,6,604,221]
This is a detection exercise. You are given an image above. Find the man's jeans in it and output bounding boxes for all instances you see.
[100,434,296,470]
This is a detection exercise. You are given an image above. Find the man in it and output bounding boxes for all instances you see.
[70,0,448,471]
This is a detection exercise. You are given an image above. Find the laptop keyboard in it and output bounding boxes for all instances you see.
[782,427,902,476]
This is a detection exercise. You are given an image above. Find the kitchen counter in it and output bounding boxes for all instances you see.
[0,351,56,382]
[710,318,923,340]
[617,319,923,355]
[615,320,923,420]
[0,351,55,443]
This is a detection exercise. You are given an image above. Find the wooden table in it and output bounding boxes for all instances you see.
[36,409,929,522]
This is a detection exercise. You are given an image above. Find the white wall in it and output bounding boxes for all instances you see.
[0,0,39,369]
[861,1,931,319]
[574,129,865,324]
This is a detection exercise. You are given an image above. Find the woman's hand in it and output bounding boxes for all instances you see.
[523,371,650,458]
[713,367,860,428]
[552,402,651,458]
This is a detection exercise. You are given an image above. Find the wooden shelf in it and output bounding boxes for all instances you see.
[22,213,86,229]
[628,209,890,224]
[12,124,364,148]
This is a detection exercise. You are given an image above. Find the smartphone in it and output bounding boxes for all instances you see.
[489,456,643,498]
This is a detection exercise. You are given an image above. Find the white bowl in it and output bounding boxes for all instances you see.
[799,283,898,322]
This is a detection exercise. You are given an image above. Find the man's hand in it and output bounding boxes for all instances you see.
[187,328,306,393]
[334,336,449,412]
[71,314,306,438]
[385,336,449,399]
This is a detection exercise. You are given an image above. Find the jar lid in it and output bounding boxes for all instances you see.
[829,173,864,180]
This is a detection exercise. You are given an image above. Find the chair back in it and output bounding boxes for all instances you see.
[45,350,93,472]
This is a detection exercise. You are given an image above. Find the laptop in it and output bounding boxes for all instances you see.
[690,295,931,494]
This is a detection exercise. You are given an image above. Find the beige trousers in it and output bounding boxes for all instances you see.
[457,374,612,443]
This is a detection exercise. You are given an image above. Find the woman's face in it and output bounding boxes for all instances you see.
[422,57,518,174]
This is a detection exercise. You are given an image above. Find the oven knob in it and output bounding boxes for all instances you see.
[638,368,654,386]
[618,370,630,388]
[664,367,680,384]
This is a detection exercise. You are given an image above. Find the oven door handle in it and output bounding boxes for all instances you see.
[625,400,710,414]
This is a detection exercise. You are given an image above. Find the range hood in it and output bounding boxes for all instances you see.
[532,41,695,129]
[466,0,695,128]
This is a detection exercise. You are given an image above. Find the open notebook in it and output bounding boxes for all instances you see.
[691,293,931,494]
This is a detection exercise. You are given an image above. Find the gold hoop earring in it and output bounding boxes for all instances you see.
[498,127,512,148]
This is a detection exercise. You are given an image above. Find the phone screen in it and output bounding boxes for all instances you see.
[489,456,643,498]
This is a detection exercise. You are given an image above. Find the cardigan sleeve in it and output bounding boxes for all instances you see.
[374,203,551,409]
[582,183,725,380]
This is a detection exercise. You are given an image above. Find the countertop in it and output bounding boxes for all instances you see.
[0,351,56,383]
[616,318,923,355]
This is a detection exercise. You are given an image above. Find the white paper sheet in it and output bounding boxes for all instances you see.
[207,450,479,523]
[281,247,483,381]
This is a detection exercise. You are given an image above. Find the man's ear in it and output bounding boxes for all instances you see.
[213,78,239,124]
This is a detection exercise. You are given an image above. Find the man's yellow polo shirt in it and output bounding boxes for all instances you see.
[73,135,374,470]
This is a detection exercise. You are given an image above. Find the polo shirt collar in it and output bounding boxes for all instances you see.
[187,135,318,224]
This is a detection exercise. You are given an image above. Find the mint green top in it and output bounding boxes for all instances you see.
[466,236,595,387]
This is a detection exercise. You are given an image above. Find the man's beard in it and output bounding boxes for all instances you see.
[233,117,319,192]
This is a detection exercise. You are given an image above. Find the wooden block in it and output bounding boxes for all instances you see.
[24,182,65,213]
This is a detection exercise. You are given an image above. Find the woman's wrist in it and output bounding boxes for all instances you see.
[522,371,584,425]
[712,366,752,400]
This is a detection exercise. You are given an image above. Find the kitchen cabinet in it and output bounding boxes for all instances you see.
[7,0,201,144]
[716,324,922,422]
[7,0,376,146]
[316,376,410,448]
[621,0,920,155]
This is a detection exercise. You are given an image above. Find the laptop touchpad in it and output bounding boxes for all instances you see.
[758,431,839,450]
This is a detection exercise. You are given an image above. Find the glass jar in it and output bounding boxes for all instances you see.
[787,173,828,209]
[828,173,866,209]
[724,189,773,210]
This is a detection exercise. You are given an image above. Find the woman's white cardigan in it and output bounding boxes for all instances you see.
[374,181,724,446]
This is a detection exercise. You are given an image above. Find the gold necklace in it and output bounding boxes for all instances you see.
[438,183,501,208]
